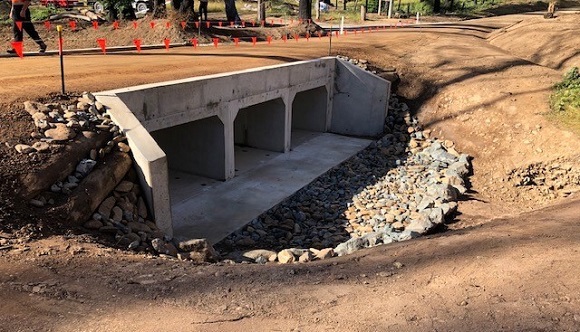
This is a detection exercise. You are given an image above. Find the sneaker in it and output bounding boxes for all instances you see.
[39,43,47,53]
[7,49,16,54]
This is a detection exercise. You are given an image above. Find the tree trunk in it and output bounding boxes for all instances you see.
[257,0,266,23]
[121,6,137,19]
[299,0,312,20]
[224,0,241,23]
[433,0,440,12]
[65,152,133,226]
[179,0,198,21]
[343,0,347,10]
[104,0,136,20]
[106,6,118,21]
[153,0,166,18]
[18,131,111,199]
[447,0,454,11]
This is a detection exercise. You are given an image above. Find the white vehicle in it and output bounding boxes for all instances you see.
[91,0,151,14]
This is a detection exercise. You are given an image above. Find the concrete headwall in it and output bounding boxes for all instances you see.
[95,57,390,238]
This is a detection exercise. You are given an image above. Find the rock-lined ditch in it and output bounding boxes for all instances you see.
[10,58,474,265]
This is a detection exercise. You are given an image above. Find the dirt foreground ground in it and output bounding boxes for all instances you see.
[0,11,579,332]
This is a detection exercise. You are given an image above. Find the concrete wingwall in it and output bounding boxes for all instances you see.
[95,57,390,239]
[331,60,390,136]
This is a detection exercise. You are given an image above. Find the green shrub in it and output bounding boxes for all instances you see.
[30,6,58,22]
[551,67,580,112]
[550,67,580,134]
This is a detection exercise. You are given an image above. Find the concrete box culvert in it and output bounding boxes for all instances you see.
[94,57,391,243]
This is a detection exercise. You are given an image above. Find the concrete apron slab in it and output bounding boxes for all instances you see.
[172,133,371,243]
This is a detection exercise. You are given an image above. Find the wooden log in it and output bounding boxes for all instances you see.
[18,131,111,199]
[65,152,133,225]
[80,9,103,21]
[48,13,93,22]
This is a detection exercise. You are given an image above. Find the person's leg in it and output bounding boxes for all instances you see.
[202,2,208,21]
[12,5,24,43]
[8,5,24,53]
[21,7,46,51]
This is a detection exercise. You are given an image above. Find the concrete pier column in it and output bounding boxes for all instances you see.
[220,103,237,180]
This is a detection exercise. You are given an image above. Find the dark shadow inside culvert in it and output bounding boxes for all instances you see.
[292,87,328,133]
[151,115,226,181]
[235,98,286,153]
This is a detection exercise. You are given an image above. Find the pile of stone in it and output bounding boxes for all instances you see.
[86,179,161,248]
[219,93,472,263]
[241,247,336,264]
[19,92,115,152]
[337,55,371,71]
[88,180,219,262]
[506,157,580,200]
[19,93,131,208]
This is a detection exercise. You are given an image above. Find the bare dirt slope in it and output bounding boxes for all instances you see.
[1,13,579,332]
[489,14,580,70]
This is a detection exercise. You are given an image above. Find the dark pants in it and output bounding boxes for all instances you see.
[199,1,208,21]
[11,5,43,45]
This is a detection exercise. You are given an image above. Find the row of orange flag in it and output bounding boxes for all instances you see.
[10,19,414,58]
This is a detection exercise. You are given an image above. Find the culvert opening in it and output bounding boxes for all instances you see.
[151,115,225,197]
[234,98,286,175]
[291,86,328,149]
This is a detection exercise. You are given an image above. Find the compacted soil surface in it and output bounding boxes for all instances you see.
[0,11,579,332]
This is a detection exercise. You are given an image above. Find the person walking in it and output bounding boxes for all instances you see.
[7,0,47,54]
[198,0,208,21]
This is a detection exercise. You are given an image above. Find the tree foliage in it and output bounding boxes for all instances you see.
[103,0,136,20]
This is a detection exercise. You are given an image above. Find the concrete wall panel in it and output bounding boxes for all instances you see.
[94,95,173,237]
[236,71,268,98]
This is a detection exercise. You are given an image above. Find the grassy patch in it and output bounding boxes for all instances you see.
[550,67,580,134]
[207,1,226,13]
[318,9,362,22]
[30,5,59,22]
[0,5,59,23]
